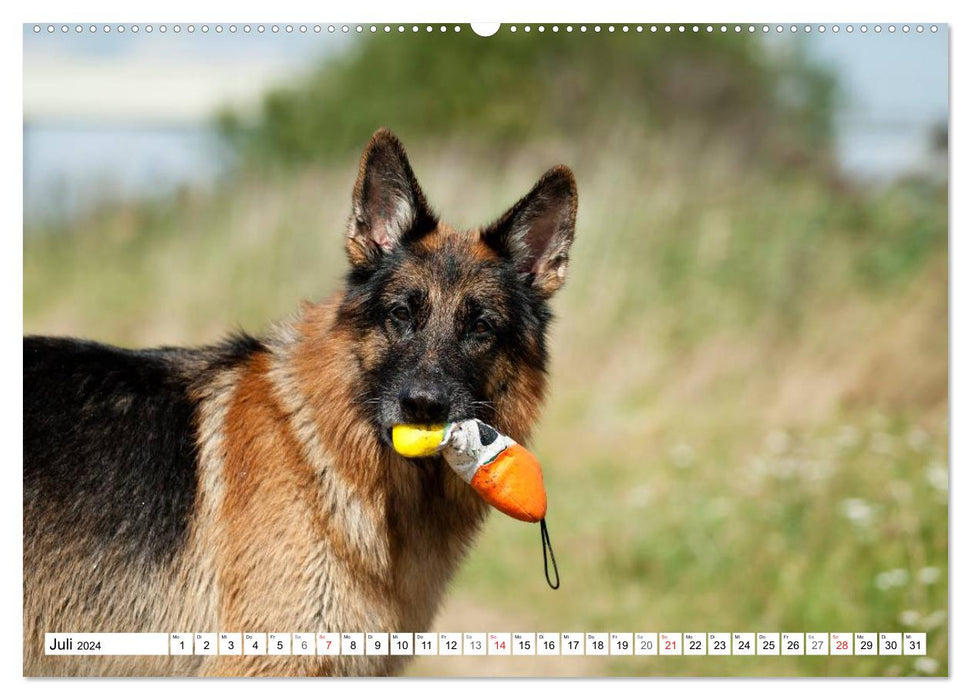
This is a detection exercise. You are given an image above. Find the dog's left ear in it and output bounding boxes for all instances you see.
[481,166,578,297]
[346,128,437,267]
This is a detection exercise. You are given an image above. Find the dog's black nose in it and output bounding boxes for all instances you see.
[399,383,451,424]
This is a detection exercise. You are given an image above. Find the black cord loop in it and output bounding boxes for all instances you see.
[540,517,560,590]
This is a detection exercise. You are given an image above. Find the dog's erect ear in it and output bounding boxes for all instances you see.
[481,166,578,297]
[346,129,437,266]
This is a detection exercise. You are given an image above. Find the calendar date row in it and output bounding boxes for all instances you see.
[46,631,927,657]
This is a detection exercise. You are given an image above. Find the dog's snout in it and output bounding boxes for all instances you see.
[399,383,451,424]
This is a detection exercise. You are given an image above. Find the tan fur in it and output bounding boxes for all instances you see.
[24,129,570,677]
[25,289,546,676]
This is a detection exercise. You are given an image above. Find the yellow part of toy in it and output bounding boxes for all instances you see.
[391,424,447,458]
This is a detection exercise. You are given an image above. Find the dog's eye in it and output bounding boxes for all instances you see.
[390,305,411,323]
[472,318,493,337]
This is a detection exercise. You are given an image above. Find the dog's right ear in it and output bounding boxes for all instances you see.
[346,129,437,267]
[481,165,578,298]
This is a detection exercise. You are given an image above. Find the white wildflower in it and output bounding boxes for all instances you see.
[907,427,930,452]
[899,610,921,627]
[923,610,947,629]
[875,568,909,590]
[917,567,941,585]
[914,657,939,675]
[835,425,860,450]
[841,498,875,527]
[925,461,948,492]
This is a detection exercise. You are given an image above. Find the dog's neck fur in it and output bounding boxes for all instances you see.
[255,297,492,632]
[189,291,546,673]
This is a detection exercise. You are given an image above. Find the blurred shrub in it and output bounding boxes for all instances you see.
[217,31,835,166]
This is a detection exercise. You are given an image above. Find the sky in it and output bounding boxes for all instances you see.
[800,28,948,178]
[24,24,351,123]
[806,28,948,126]
[22,24,949,220]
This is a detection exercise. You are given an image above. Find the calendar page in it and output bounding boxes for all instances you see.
[21,16,948,680]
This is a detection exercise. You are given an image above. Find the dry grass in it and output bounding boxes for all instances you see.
[24,132,948,676]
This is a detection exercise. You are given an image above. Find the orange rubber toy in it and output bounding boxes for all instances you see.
[391,420,547,522]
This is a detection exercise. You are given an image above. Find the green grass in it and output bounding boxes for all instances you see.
[460,413,947,676]
[24,131,947,676]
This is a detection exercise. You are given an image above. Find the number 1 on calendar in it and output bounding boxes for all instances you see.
[170,633,192,656]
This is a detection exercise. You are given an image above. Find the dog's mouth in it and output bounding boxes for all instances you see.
[380,425,442,469]
[376,396,483,452]
[379,420,473,455]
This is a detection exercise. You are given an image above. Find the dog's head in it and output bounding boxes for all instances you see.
[338,129,577,446]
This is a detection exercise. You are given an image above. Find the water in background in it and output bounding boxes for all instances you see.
[24,123,230,222]
[22,29,948,224]
[803,28,948,182]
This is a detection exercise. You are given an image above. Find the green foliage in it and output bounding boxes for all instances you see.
[24,129,946,678]
[218,31,836,165]
[458,415,948,677]
[853,181,949,290]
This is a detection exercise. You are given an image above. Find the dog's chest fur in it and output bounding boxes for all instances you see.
[24,128,573,677]
[192,302,490,675]
[23,302,491,677]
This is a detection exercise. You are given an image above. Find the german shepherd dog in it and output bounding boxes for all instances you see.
[24,129,577,676]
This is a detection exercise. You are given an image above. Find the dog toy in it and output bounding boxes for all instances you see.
[392,420,546,522]
[392,419,560,589]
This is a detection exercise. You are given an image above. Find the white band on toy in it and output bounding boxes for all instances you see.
[441,419,515,484]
